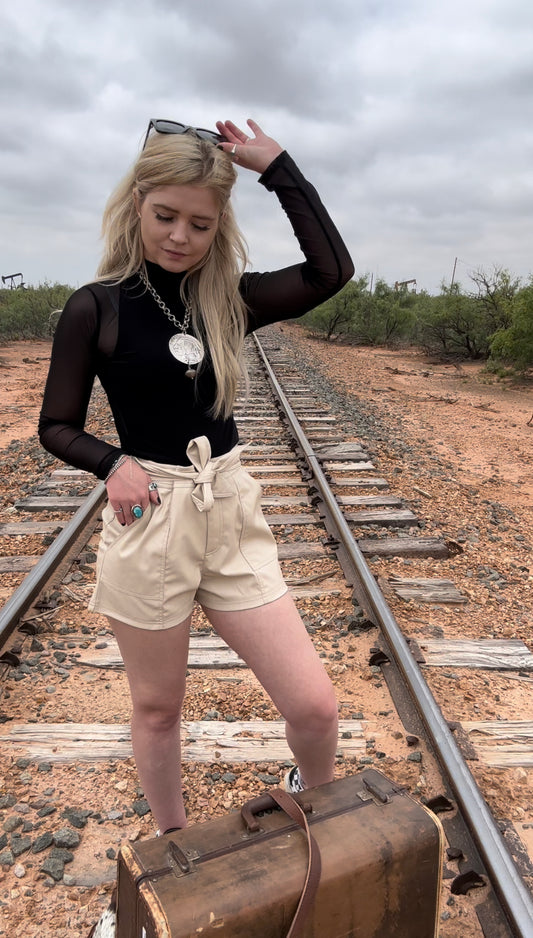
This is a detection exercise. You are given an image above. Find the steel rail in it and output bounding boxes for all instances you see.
[253,333,533,938]
[0,483,106,650]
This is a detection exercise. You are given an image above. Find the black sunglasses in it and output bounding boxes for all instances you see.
[142,119,227,150]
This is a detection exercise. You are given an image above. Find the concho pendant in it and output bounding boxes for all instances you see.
[168,333,204,366]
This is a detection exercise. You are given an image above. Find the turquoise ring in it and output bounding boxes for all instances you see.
[132,505,143,519]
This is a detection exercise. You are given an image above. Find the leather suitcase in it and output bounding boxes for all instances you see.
[116,769,443,938]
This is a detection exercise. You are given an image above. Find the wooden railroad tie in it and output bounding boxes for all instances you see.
[0,719,371,765]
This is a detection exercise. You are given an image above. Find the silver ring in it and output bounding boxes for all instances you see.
[114,507,124,513]
[132,504,143,519]
[231,143,237,154]
[148,481,158,491]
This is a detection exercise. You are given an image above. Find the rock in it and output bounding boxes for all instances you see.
[32,832,54,853]
[53,828,80,849]
[50,847,74,865]
[40,855,65,882]
[132,799,151,818]
[0,849,14,866]
[61,809,90,828]
[37,805,57,818]
[3,816,23,833]
[256,773,279,785]
[70,863,116,888]
[0,794,16,810]
[13,863,26,879]
[15,758,31,770]
[10,835,32,858]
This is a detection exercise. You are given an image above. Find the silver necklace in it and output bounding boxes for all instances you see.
[138,269,204,378]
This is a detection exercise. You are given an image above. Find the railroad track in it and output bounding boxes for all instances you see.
[0,326,532,937]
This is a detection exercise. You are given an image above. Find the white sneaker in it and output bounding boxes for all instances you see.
[88,890,116,938]
[283,766,305,793]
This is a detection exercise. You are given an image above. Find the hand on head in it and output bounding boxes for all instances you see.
[216,119,284,174]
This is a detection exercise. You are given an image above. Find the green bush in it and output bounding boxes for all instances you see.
[489,282,533,370]
[350,279,417,345]
[0,282,73,341]
[303,278,368,339]
[417,283,489,358]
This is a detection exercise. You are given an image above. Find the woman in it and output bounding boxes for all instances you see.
[39,118,354,835]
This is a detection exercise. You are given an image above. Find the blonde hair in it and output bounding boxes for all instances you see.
[97,131,249,418]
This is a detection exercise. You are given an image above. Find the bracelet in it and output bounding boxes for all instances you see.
[104,454,129,483]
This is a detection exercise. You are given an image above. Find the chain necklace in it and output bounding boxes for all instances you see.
[138,269,204,378]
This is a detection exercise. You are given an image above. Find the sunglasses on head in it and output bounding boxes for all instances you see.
[142,119,227,150]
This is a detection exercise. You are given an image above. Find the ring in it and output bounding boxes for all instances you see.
[148,481,158,491]
[231,143,237,155]
[114,507,124,513]
[132,505,143,519]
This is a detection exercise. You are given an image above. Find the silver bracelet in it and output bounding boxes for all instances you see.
[104,454,129,483]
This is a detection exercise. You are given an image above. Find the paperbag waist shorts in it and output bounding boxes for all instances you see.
[88,436,287,630]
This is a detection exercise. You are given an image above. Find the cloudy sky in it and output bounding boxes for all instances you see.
[1,0,532,295]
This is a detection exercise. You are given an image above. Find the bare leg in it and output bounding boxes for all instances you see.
[203,592,338,788]
[108,616,191,832]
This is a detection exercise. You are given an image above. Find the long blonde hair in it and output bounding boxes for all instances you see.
[97,131,249,418]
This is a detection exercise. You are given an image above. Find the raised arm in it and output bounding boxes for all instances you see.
[216,119,354,329]
[245,151,355,327]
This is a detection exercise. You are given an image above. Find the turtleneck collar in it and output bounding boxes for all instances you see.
[144,260,187,308]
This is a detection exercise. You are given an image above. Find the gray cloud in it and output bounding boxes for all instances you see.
[1,0,532,293]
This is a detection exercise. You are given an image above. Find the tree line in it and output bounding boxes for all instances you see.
[0,282,73,341]
[301,266,533,370]
[0,270,531,371]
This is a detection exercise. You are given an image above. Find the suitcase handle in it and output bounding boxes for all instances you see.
[241,788,322,938]
[241,790,312,831]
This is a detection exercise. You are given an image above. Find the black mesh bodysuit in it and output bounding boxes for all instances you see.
[39,152,354,479]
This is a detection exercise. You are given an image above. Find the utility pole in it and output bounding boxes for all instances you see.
[450,257,458,288]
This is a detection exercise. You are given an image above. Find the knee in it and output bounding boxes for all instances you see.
[133,698,182,734]
[291,687,338,738]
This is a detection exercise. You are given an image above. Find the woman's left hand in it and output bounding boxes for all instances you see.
[216,119,284,174]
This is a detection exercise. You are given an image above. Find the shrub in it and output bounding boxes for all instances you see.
[0,283,73,340]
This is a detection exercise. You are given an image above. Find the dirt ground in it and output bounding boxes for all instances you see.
[1,335,532,936]
[280,325,533,508]
[2,337,532,501]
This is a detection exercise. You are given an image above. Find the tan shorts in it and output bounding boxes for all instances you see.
[88,437,287,630]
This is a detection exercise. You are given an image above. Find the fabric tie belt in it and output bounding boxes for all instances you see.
[187,436,246,512]
[139,437,248,513]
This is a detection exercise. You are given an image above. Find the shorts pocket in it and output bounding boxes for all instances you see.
[237,470,278,571]
[98,500,154,557]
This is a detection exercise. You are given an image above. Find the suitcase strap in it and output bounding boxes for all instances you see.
[242,788,322,938]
